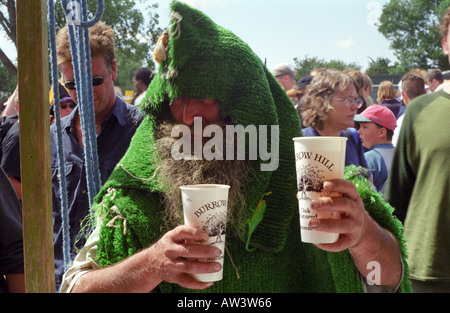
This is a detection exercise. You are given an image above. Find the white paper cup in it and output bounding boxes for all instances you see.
[180,184,230,282]
[292,137,347,244]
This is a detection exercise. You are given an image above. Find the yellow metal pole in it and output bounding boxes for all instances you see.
[16,0,55,292]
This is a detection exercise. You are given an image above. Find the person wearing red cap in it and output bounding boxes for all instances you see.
[354,105,396,196]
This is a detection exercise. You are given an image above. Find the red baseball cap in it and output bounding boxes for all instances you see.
[354,104,397,131]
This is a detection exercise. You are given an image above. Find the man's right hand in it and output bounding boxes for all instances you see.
[72,225,222,293]
[146,225,222,290]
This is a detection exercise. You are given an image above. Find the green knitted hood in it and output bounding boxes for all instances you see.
[92,2,411,292]
[141,1,278,129]
[97,0,302,252]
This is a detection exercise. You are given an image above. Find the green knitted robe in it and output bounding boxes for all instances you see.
[91,1,411,293]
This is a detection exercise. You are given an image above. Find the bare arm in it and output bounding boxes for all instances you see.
[2,87,18,117]
[308,179,402,287]
[72,247,163,293]
[7,176,21,200]
[6,273,25,293]
[71,225,221,293]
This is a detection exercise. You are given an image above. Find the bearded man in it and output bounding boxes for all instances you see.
[60,1,411,293]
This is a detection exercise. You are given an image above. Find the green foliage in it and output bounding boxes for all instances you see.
[0,61,16,102]
[293,1,450,77]
[378,0,450,70]
[54,0,162,91]
[365,57,406,75]
[292,55,361,79]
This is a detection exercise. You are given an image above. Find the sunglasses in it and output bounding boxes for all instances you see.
[60,103,77,109]
[64,76,105,90]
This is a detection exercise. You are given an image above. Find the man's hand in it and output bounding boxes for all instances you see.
[72,225,222,293]
[307,179,367,252]
[306,179,402,287]
[147,225,222,290]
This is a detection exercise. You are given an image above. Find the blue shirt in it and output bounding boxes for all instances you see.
[301,127,368,168]
[364,143,394,195]
[50,97,142,290]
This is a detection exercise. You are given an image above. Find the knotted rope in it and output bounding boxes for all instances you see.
[48,0,104,269]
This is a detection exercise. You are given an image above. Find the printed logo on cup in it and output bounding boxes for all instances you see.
[295,152,336,200]
[292,137,347,244]
[193,200,227,246]
[180,184,230,282]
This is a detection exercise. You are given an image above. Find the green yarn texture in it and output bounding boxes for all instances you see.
[91,1,411,293]
[139,0,302,252]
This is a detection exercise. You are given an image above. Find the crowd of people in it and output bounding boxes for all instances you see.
[0,1,449,294]
[0,24,151,292]
[273,21,449,292]
[277,65,431,198]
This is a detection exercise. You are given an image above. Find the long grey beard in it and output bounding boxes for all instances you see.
[154,121,252,232]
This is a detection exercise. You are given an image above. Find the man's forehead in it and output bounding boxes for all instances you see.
[60,58,107,80]
[60,62,74,76]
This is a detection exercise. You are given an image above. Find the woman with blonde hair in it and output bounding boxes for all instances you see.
[377,80,402,117]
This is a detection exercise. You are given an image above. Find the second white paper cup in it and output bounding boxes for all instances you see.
[180,184,230,282]
[292,137,347,244]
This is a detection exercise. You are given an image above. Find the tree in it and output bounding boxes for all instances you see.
[0,60,16,102]
[297,164,324,200]
[0,0,162,90]
[292,55,361,79]
[378,0,450,71]
[54,0,162,91]
[365,57,406,75]
[0,0,17,75]
[201,211,227,244]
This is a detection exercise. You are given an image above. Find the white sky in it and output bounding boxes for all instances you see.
[154,0,396,72]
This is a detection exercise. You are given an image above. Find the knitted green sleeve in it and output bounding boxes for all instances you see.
[95,187,165,268]
[343,165,412,293]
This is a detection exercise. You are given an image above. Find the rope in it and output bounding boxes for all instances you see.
[62,0,103,207]
[116,163,161,182]
[48,0,104,270]
[48,0,71,268]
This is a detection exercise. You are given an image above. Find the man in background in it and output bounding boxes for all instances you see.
[273,64,296,92]
[51,21,142,291]
[392,73,426,146]
[132,67,153,106]
[427,69,444,92]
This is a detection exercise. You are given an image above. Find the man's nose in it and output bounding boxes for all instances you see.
[182,99,203,126]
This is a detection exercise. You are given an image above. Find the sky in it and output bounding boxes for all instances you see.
[1,0,396,73]
[152,0,397,72]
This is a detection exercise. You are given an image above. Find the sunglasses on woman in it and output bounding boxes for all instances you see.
[64,76,105,90]
[60,103,77,109]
